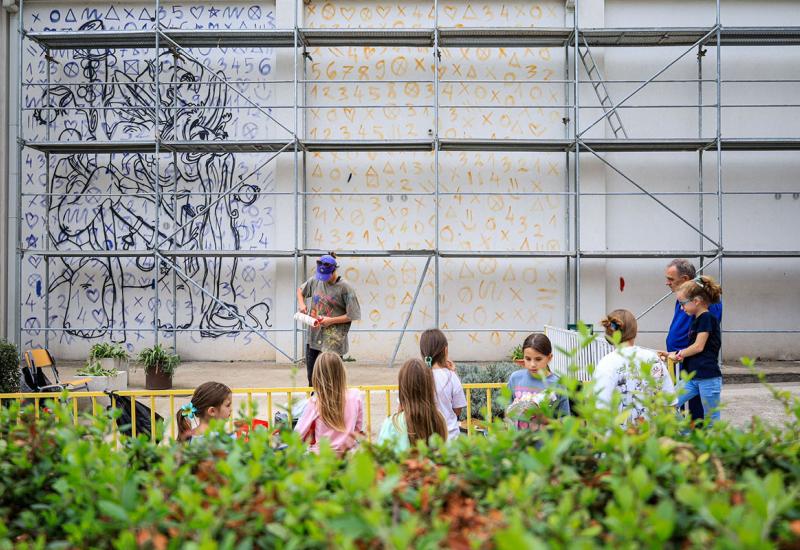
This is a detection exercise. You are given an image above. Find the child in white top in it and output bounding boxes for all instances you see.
[419,329,467,440]
[595,309,676,426]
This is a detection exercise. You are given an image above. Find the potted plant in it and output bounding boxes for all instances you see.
[0,339,20,394]
[138,344,180,390]
[77,361,128,393]
[510,344,524,366]
[88,342,130,372]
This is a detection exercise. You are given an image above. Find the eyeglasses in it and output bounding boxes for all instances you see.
[316,261,336,268]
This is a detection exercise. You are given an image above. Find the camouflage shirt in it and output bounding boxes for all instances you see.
[300,276,361,355]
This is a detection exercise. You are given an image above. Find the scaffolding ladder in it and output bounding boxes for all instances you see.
[579,37,629,138]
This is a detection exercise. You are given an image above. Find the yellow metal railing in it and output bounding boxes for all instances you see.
[0,383,507,443]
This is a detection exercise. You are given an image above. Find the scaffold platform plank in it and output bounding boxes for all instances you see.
[438,27,571,47]
[300,28,434,47]
[303,140,434,152]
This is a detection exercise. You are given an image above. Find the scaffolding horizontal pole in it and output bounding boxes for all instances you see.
[25,26,800,51]
[21,138,800,155]
[21,248,800,259]
[23,189,800,199]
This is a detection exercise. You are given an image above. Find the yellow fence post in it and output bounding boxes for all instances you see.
[169,395,175,440]
[365,389,372,442]
[486,388,492,425]
[150,396,157,443]
[131,395,137,439]
[465,388,472,435]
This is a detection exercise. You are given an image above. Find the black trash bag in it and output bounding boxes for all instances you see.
[106,391,164,441]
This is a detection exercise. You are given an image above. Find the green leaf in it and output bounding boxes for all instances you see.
[97,500,128,522]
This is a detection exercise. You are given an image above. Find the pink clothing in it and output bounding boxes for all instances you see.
[294,388,364,454]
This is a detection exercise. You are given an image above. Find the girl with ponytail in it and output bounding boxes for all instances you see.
[176,382,233,442]
[661,275,724,424]
[594,310,675,425]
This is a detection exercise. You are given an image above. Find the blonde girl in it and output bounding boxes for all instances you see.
[294,352,364,454]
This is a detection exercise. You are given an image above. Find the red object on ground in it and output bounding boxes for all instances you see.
[619,277,625,292]
[236,419,270,441]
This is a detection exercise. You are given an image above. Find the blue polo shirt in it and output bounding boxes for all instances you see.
[666,300,723,352]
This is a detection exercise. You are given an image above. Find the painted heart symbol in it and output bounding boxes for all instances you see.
[24,212,39,228]
[340,6,355,20]
[91,308,106,324]
[28,255,42,269]
[190,6,204,19]
[86,288,101,303]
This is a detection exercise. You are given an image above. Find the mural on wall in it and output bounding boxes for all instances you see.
[304,0,567,360]
[21,3,280,358]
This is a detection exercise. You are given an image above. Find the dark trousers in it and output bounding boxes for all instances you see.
[305,346,322,387]
[688,395,705,422]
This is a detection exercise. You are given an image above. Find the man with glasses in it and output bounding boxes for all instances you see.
[664,259,723,424]
[297,253,362,385]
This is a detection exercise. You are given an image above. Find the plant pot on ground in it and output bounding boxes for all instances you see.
[88,343,130,372]
[0,339,20,395]
[76,361,128,409]
[138,345,180,390]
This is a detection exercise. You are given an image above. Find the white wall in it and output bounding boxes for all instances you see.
[2,0,798,362]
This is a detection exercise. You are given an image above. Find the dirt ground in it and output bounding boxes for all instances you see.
[49,360,800,438]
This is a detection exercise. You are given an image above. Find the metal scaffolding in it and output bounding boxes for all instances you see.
[12,0,800,362]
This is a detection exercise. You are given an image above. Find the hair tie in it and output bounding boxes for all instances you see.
[693,277,705,288]
[424,356,433,368]
[610,322,620,331]
[181,402,197,419]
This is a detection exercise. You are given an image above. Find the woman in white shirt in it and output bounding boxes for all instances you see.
[420,329,468,440]
[594,309,676,426]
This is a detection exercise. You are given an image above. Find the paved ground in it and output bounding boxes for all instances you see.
[47,360,800,437]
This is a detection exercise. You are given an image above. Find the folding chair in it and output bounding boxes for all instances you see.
[23,349,90,393]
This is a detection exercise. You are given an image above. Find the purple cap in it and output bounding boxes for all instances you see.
[315,254,338,281]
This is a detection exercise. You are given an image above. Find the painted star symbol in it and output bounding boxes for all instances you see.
[26,234,38,247]
[208,6,219,17]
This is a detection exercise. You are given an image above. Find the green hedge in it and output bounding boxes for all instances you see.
[1,367,799,549]
[456,362,518,420]
[0,339,19,394]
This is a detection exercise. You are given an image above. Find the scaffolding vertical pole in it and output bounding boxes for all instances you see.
[293,0,300,361]
[44,152,50,349]
[433,0,440,328]
[715,1,723,286]
[43,43,51,349]
[301,0,309,358]
[697,45,704,271]
[15,0,25,350]
[563,43,571,325]
[572,0,581,323]
[153,0,162,346]
[171,48,179,354]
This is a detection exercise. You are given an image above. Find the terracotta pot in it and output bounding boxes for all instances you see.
[145,368,173,390]
[514,359,525,366]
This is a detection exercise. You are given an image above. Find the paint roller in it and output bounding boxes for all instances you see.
[294,312,321,328]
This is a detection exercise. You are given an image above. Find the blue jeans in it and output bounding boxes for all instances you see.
[677,377,722,424]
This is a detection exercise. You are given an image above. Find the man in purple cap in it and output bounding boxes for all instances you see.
[296,252,362,385]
